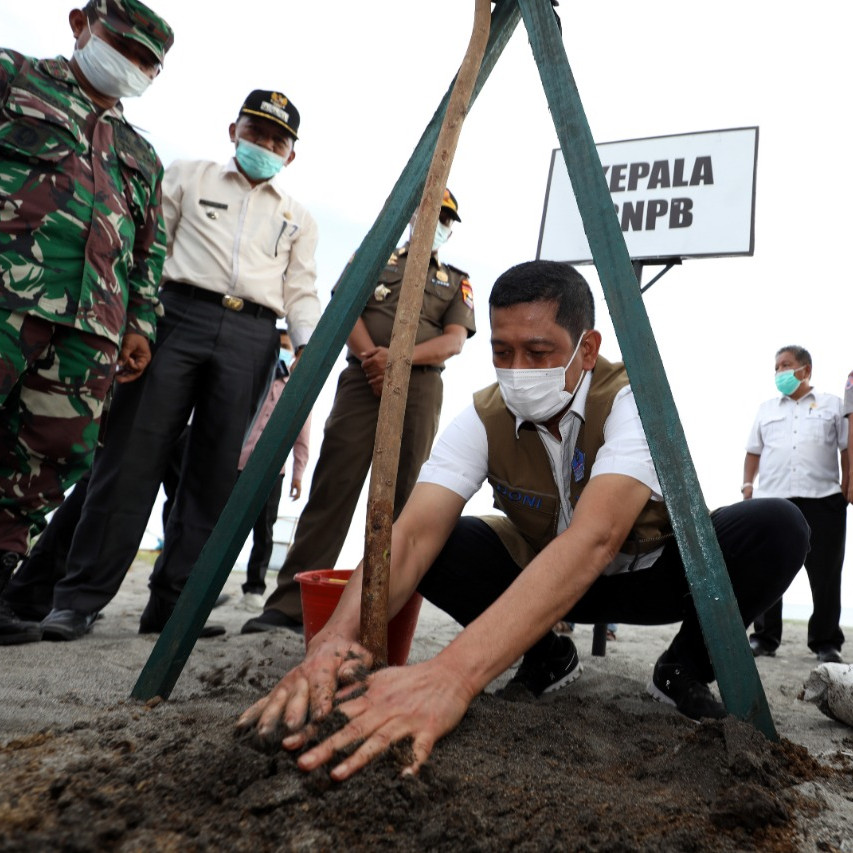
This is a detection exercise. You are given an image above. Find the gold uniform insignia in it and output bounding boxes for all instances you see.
[435,269,449,283]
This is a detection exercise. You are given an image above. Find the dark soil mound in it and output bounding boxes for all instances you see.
[0,671,842,853]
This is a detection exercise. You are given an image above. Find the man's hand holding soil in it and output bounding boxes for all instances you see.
[293,655,474,780]
[236,628,371,747]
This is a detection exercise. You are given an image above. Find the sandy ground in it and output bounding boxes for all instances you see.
[2,553,852,851]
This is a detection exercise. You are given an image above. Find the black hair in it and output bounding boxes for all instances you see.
[489,260,594,344]
[776,345,811,368]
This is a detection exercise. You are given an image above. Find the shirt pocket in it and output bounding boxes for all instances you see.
[423,273,457,326]
[758,412,787,445]
[114,123,156,219]
[0,83,83,164]
[0,113,78,165]
[269,216,300,258]
[424,273,456,303]
[802,409,836,443]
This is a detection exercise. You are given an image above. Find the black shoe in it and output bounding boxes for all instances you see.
[139,595,226,638]
[40,608,98,641]
[0,549,21,579]
[0,598,43,645]
[647,654,727,721]
[241,609,304,635]
[816,646,843,664]
[500,635,582,698]
[749,637,776,657]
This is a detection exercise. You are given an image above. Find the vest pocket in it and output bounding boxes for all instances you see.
[490,477,558,551]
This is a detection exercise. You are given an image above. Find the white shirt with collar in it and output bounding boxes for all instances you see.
[747,389,847,499]
[160,158,321,349]
[417,368,664,574]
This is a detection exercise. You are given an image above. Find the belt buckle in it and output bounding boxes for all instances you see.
[222,294,244,312]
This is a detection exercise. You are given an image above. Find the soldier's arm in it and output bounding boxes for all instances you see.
[124,163,166,342]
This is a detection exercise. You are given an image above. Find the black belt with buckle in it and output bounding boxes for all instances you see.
[346,357,442,374]
[161,281,277,322]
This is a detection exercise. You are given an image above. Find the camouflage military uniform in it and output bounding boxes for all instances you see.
[0,48,167,555]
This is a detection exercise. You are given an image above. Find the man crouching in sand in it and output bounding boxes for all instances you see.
[237,260,809,780]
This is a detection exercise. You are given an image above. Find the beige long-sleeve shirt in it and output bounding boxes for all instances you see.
[160,158,321,348]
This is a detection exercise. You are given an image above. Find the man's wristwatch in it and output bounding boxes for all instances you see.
[740,482,754,493]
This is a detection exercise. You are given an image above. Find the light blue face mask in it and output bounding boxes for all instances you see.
[775,366,805,396]
[432,221,452,251]
[280,348,294,368]
[235,139,286,181]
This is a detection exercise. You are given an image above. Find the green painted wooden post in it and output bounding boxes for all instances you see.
[518,0,776,738]
[131,0,522,701]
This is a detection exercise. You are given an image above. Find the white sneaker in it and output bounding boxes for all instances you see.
[236,593,265,612]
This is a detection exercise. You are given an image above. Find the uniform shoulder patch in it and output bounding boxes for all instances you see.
[460,277,474,310]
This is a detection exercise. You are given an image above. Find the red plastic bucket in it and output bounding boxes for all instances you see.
[294,569,422,666]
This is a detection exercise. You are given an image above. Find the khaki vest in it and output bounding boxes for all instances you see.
[472,356,672,569]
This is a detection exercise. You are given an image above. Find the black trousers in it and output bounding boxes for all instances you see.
[243,473,284,594]
[750,493,846,652]
[417,498,810,683]
[3,432,188,620]
[31,290,278,613]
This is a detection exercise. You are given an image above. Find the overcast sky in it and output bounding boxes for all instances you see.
[7,1,852,622]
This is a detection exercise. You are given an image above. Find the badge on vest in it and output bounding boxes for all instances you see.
[571,448,585,482]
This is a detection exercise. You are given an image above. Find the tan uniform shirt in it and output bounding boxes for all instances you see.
[353,246,475,365]
[160,158,321,348]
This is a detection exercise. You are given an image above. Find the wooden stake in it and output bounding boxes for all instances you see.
[360,0,492,666]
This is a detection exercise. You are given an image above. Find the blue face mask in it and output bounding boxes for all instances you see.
[775,367,804,396]
[280,348,294,368]
[235,139,286,180]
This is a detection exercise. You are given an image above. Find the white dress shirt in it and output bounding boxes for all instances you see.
[843,372,853,417]
[418,370,664,574]
[161,158,321,348]
[746,389,847,499]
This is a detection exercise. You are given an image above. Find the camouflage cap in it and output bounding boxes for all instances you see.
[84,0,175,65]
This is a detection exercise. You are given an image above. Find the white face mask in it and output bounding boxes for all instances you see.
[495,332,587,423]
[432,220,452,252]
[73,22,154,99]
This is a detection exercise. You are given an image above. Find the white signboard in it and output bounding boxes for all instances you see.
[537,127,758,264]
